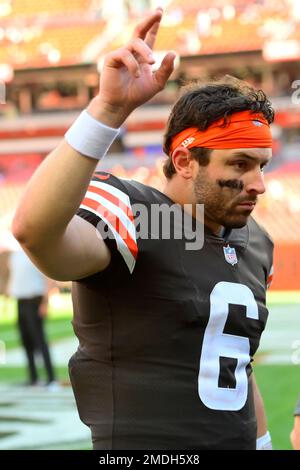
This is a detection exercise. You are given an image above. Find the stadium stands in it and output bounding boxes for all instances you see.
[96,0,300,57]
[4,0,91,17]
[1,0,300,68]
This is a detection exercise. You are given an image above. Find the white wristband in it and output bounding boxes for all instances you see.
[65,110,120,160]
[256,431,272,450]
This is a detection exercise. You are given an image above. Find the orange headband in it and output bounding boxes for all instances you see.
[170,110,272,154]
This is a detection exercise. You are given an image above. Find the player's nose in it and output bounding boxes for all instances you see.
[245,168,266,195]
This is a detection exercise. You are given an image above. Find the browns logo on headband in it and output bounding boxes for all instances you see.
[170,110,272,154]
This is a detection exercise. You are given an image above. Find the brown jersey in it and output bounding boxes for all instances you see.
[69,172,273,450]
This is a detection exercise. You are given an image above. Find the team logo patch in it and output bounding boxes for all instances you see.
[223,245,238,265]
[181,137,195,148]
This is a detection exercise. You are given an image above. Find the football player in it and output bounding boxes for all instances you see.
[13,8,273,450]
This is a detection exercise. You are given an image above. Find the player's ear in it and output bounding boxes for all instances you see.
[171,147,194,179]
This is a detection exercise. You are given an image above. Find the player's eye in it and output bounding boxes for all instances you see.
[233,161,248,170]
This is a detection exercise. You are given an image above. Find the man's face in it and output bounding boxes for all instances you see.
[193,147,272,229]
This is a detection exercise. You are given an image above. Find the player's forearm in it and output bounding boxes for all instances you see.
[87,96,130,129]
[291,416,300,450]
[12,139,98,248]
[252,374,273,450]
[252,373,268,437]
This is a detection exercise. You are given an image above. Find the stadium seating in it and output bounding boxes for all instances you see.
[5,0,90,17]
[0,23,105,68]
[2,0,300,67]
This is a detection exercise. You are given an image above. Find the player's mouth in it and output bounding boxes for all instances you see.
[236,201,256,210]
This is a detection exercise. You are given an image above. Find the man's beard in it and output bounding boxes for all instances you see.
[194,172,255,229]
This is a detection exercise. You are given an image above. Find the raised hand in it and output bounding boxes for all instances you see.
[89,8,176,127]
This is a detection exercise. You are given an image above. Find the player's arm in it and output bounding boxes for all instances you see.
[252,373,272,450]
[12,146,111,281]
[12,8,175,281]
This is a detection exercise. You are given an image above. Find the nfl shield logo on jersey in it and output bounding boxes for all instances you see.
[223,245,238,265]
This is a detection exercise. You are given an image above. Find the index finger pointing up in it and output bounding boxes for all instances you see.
[132,8,163,49]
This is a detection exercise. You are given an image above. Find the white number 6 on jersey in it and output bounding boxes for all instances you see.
[198,281,259,411]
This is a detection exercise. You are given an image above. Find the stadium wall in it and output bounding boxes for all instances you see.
[271,244,300,290]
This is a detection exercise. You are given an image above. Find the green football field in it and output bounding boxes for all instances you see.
[0,292,300,450]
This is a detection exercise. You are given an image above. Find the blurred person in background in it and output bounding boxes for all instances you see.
[12,8,273,449]
[0,249,10,316]
[7,247,57,388]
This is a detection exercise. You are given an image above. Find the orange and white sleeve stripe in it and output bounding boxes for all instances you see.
[79,180,138,273]
[266,265,273,289]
